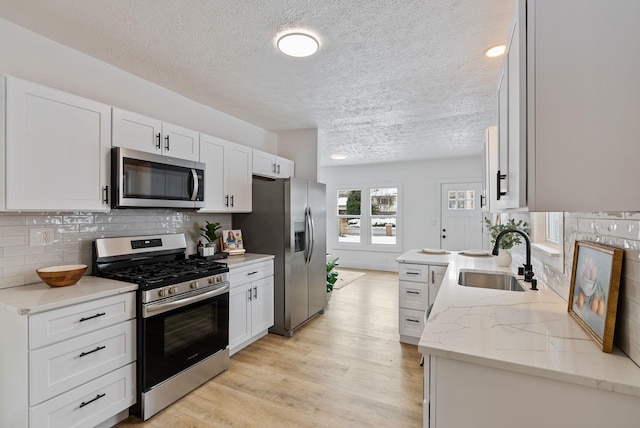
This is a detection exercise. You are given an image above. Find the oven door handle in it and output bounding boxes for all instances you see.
[143,284,229,318]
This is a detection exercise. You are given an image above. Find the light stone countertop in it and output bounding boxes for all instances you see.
[0,276,137,316]
[223,253,274,269]
[397,249,640,398]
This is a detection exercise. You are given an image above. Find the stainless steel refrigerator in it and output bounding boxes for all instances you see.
[233,178,326,336]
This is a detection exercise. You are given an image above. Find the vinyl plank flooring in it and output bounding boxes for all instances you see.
[117,270,423,427]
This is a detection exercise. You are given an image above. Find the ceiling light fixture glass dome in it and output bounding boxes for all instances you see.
[276,31,319,57]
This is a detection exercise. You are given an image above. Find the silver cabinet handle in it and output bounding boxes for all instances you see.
[165,134,170,151]
[156,133,161,149]
[406,271,420,276]
[277,164,281,174]
[230,194,234,207]
[432,271,435,284]
[272,163,276,173]
[407,318,421,323]
[406,290,420,295]
[248,289,252,301]
[253,286,257,299]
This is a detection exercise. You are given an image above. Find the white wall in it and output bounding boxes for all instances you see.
[0,18,277,151]
[276,129,318,181]
[319,156,482,271]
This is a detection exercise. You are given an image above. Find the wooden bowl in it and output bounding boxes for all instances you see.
[36,264,88,287]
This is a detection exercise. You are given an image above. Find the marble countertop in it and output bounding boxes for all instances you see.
[397,249,640,398]
[224,253,274,269]
[0,276,137,316]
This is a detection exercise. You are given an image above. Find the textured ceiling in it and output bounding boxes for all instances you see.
[0,0,513,166]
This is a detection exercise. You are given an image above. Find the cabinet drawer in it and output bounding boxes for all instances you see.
[30,292,135,349]
[230,260,274,287]
[398,263,429,282]
[399,280,429,311]
[399,308,426,338]
[30,320,135,406]
[30,363,135,428]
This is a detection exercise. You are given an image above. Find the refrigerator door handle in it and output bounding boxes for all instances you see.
[307,206,315,264]
[304,206,311,264]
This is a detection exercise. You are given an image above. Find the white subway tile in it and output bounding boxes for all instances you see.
[0,276,25,289]
[0,216,26,226]
[0,236,27,247]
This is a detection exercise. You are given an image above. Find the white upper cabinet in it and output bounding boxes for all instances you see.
[2,76,111,211]
[252,149,294,179]
[497,0,640,211]
[199,134,252,212]
[481,126,498,213]
[112,108,199,161]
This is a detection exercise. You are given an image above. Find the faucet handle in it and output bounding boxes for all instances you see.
[530,279,538,291]
[518,266,525,276]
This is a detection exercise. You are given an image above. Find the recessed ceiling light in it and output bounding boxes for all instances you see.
[484,44,506,58]
[330,154,346,160]
[276,31,319,57]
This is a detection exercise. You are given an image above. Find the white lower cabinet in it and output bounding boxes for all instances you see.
[397,263,446,345]
[0,292,136,428]
[228,259,274,355]
[425,356,640,428]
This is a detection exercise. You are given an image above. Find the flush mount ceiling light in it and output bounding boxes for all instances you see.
[484,44,506,58]
[276,31,319,57]
[330,154,346,160]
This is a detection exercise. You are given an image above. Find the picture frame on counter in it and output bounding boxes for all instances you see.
[568,240,623,353]
[220,229,246,255]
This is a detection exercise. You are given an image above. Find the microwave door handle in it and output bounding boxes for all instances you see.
[190,169,199,201]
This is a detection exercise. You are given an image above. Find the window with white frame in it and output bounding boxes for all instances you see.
[531,212,564,272]
[336,186,400,248]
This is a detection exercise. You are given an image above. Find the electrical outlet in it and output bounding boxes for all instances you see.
[30,228,54,246]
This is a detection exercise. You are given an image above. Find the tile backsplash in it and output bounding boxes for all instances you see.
[508,212,640,367]
[0,209,231,289]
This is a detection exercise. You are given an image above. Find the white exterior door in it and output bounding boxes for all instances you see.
[440,182,483,251]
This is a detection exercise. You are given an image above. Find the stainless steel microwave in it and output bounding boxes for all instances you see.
[111,147,205,209]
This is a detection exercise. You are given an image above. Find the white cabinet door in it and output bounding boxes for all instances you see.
[199,134,227,212]
[251,276,274,334]
[226,142,253,212]
[112,108,199,161]
[228,283,252,351]
[162,122,199,161]
[4,76,110,211]
[112,108,162,155]
[482,127,498,212]
[199,134,252,212]
[428,266,447,306]
[275,156,294,178]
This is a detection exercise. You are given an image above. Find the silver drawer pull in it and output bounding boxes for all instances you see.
[79,345,106,358]
[406,291,421,295]
[407,318,421,323]
[79,393,106,408]
[247,271,258,276]
[79,312,106,322]
[405,271,420,275]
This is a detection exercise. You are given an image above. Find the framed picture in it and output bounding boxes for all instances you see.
[221,229,244,251]
[568,240,623,353]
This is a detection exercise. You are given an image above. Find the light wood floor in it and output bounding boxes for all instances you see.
[117,270,423,427]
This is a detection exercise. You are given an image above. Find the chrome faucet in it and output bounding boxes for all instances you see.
[491,228,537,290]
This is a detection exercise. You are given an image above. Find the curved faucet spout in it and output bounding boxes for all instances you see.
[491,228,536,286]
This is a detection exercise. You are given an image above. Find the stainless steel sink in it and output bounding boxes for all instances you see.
[458,269,525,292]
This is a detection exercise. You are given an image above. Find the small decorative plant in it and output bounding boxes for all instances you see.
[484,217,530,250]
[327,257,340,293]
[200,221,222,244]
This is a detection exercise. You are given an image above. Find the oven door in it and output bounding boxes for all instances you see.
[112,147,205,209]
[141,284,229,391]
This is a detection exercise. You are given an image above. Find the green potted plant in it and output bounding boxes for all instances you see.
[200,221,222,254]
[326,257,340,299]
[484,217,530,266]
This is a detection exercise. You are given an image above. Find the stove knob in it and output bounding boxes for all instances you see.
[191,281,200,289]
[216,274,223,283]
[158,288,168,298]
[169,286,178,295]
[208,277,215,285]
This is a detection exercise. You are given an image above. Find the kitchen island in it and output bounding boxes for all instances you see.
[397,249,640,428]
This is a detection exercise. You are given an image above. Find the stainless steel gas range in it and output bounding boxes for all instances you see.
[93,233,229,421]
